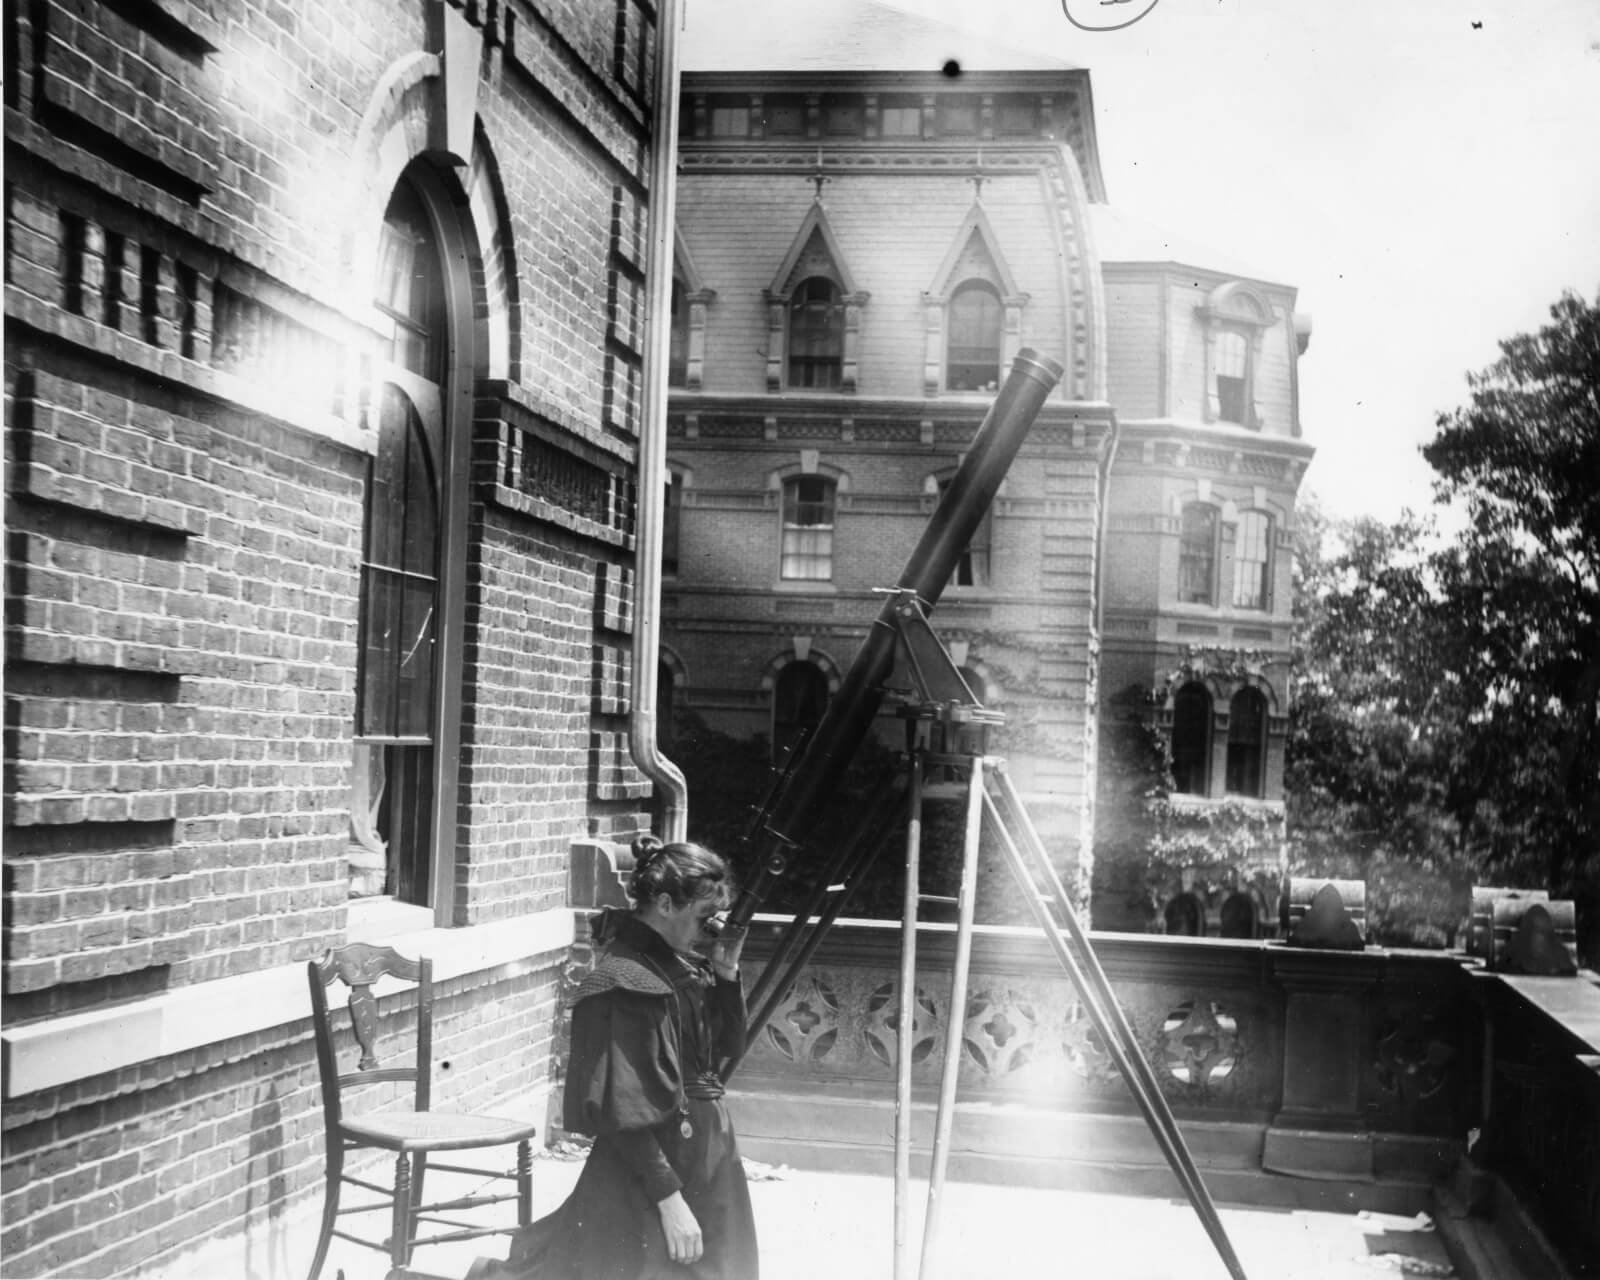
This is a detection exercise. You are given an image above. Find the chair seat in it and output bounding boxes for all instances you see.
[340,1110,542,1153]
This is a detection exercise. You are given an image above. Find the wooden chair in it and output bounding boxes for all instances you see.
[305,943,539,1280]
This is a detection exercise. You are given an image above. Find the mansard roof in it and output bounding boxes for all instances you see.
[1090,204,1293,292]
[683,0,1080,73]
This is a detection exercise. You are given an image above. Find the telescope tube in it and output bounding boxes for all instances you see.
[725,348,1064,929]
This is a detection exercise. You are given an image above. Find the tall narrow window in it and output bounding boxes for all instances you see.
[937,476,990,586]
[781,475,835,580]
[1171,682,1211,796]
[662,471,683,575]
[353,178,448,905]
[1178,503,1219,605]
[667,277,687,388]
[1232,511,1272,610]
[773,662,828,764]
[946,282,1002,392]
[1214,329,1249,425]
[1226,688,1267,797]
[787,277,843,389]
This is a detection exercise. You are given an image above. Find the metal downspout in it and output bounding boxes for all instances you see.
[629,0,689,840]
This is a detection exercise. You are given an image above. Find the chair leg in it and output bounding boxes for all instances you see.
[408,1151,429,1257]
[516,1140,532,1225]
[391,1152,412,1275]
[305,1144,343,1280]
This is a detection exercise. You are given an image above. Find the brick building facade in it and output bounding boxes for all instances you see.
[662,23,1313,934]
[3,1,660,1275]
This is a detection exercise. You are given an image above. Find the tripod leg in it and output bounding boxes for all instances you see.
[893,755,925,1280]
[746,775,909,1018]
[918,757,985,1280]
[981,775,1250,1280]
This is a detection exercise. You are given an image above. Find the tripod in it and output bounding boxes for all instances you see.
[731,592,1250,1280]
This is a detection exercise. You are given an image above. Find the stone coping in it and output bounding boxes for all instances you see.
[0,907,575,1099]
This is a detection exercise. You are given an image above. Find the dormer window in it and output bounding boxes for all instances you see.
[947,282,1003,392]
[1199,281,1275,429]
[1214,329,1249,424]
[765,205,866,392]
[923,206,1026,395]
[788,278,844,389]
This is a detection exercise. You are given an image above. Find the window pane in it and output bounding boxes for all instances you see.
[781,476,835,580]
[1178,504,1217,604]
[359,566,401,737]
[1171,683,1210,795]
[382,744,433,905]
[947,284,1002,391]
[773,663,829,762]
[377,183,444,381]
[1225,689,1266,796]
[668,278,687,388]
[765,103,804,135]
[938,476,989,586]
[1215,330,1248,424]
[711,106,749,137]
[788,278,843,389]
[1232,512,1272,610]
[395,577,436,738]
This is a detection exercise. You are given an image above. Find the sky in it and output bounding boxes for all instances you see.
[683,0,1600,524]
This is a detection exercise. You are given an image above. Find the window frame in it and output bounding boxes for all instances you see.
[1170,681,1212,797]
[779,474,836,581]
[1225,687,1268,798]
[1232,510,1273,611]
[945,280,1004,393]
[350,165,475,926]
[772,660,829,764]
[1178,502,1220,606]
[786,276,845,390]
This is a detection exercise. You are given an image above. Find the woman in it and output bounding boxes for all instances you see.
[487,836,759,1279]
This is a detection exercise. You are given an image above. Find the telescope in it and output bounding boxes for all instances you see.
[723,347,1065,929]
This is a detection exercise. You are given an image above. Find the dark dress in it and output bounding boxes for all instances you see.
[502,909,759,1280]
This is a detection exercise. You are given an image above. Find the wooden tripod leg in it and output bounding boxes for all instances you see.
[917,757,986,1280]
[892,754,925,1280]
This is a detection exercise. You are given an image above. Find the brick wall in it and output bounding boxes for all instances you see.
[4,0,659,1274]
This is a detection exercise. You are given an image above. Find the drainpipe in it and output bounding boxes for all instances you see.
[629,0,689,840]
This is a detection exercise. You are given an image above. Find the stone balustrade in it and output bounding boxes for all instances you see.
[726,914,1600,1273]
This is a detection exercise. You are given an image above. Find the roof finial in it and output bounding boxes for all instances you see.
[812,146,829,204]
[969,149,988,203]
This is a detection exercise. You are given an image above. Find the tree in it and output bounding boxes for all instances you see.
[1288,290,1600,959]
[1422,289,1600,901]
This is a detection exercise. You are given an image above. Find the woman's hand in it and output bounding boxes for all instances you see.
[657,1190,703,1265]
[710,923,747,981]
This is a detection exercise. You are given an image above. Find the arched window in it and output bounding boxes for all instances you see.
[353,173,460,906]
[946,282,1002,391]
[1226,687,1267,797]
[1232,511,1272,610]
[1178,503,1219,605]
[773,662,828,764]
[787,277,843,389]
[1164,892,1204,937]
[1171,681,1211,796]
[1220,892,1257,939]
[780,475,835,580]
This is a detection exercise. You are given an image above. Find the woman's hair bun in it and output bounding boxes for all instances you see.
[632,833,664,867]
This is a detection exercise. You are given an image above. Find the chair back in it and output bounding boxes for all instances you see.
[307,942,436,1126]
